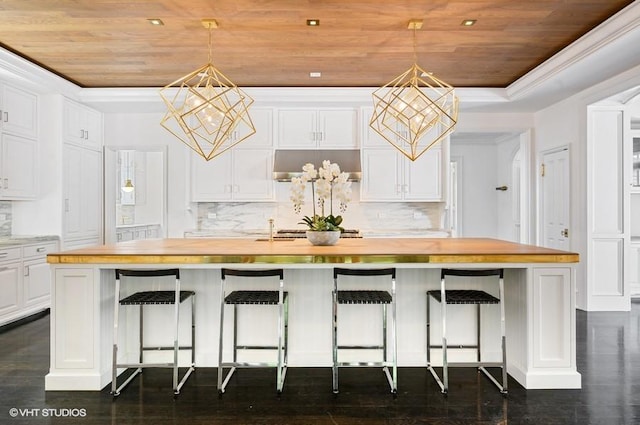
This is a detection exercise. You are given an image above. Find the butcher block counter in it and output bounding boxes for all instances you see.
[45,237,580,392]
[47,237,578,265]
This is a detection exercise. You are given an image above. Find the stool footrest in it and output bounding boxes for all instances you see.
[338,361,394,367]
[337,344,385,350]
[141,345,194,351]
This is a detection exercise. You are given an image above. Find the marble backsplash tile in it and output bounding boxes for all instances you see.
[197,200,445,235]
[0,201,11,237]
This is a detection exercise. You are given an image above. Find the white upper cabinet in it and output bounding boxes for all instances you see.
[278,108,358,148]
[191,149,274,202]
[403,146,442,200]
[191,108,275,202]
[238,108,273,149]
[361,107,445,202]
[361,148,403,201]
[0,83,38,139]
[361,146,443,202]
[0,133,37,199]
[63,99,102,148]
[0,82,38,200]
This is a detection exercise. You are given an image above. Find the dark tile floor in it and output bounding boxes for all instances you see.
[1,303,639,424]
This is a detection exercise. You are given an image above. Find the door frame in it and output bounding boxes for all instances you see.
[104,145,168,244]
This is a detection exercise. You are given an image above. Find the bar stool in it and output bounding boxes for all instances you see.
[218,268,288,395]
[426,268,507,395]
[332,267,397,395]
[111,269,195,397]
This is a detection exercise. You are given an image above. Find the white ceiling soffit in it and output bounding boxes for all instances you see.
[450,132,520,145]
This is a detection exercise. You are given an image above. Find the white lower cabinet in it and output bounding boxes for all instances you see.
[0,254,21,319]
[0,241,57,327]
[630,243,640,296]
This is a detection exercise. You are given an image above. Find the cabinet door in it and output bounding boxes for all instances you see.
[404,147,442,201]
[63,100,84,143]
[1,84,37,139]
[63,100,102,148]
[362,107,398,148]
[81,148,103,237]
[233,149,274,200]
[23,257,51,308]
[361,149,402,201]
[64,145,102,239]
[0,133,36,199]
[63,145,83,237]
[319,109,357,148]
[191,152,233,201]
[278,109,316,148]
[0,262,21,319]
[237,108,273,149]
[83,107,103,148]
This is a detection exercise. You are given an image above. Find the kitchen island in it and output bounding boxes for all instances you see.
[46,237,580,391]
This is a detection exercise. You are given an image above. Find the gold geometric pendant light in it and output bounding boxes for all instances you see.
[159,19,255,161]
[370,20,458,161]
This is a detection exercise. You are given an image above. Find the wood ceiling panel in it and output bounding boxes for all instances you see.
[0,0,633,88]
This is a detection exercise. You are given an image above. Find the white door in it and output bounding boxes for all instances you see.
[448,160,459,237]
[542,148,570,250]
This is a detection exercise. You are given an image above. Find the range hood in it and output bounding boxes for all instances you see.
[273,149,361,182]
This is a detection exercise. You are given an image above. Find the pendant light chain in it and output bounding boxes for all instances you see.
[207,22,213,64]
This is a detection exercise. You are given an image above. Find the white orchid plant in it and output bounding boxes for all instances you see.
[290,160,352,231]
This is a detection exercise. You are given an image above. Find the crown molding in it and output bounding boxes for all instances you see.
[507,1,640,101]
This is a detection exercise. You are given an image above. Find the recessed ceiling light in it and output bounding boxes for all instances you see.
[461,19,477,26]
[309,72,322,78]
[408,19,423,30]
[307,19,320,26]
[147,18,164,26]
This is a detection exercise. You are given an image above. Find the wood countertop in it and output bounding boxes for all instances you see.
[47,238,579,265]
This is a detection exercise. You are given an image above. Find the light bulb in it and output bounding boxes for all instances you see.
[122,179,134,193]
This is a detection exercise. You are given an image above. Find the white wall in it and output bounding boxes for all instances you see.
[534,62,640,310]
[450,142,498,237]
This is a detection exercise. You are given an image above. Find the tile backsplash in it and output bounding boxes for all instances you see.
[0,201,11,237]
[196,199,446,235]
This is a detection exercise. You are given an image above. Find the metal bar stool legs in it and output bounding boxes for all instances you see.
[427,268,507,395]
[218,268,288,395]
[111,269,195,397]
[332,267,397,395]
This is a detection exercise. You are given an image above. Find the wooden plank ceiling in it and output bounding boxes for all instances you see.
[0,0,633,88]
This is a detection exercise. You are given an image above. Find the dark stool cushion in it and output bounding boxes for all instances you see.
[120,290,195,305]
[225,290,288,305]
[428,289,499,304]
[337,290,392,304]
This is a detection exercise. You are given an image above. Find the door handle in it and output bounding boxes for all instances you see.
[561,228,569,238]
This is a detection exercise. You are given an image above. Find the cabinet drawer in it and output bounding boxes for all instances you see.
[0,246,21,262]
[23,242,58,259]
